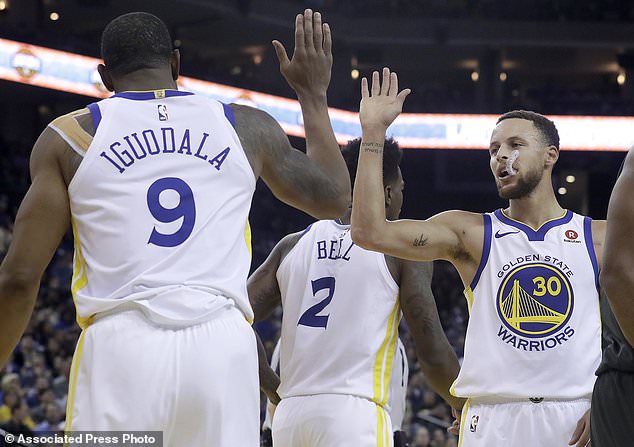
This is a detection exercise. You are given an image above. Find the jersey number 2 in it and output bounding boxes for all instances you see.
[147,177,196,247]
[298,276,336,329]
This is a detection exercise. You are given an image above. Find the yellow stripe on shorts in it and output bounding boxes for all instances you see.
[457,399,470,447]
[65,328,87,433]
[373,299,400,406]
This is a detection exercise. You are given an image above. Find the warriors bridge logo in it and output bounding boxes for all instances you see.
[496,263,574,351]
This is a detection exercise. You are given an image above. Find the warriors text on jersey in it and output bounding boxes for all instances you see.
[50,90,255,328]
[276,220,400,408]
[451,209,601,399]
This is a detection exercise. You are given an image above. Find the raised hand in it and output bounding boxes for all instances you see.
[272,9,332,98]
[360,67,411,132]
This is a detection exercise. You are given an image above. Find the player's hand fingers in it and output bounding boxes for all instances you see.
[323,23,332,56]
[294,14,305,54]
[303,9,314,51]
[568,417,585,445]
[272,40,290,67]
[371,71,380,96]
[388,72,398,96]
[380,67,390,95]
[313,11,323,51]
[361,77,369,98]
[397,88,412,105]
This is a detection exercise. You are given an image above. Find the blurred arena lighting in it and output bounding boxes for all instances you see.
[0,0,7,11]
[566,175,576,183]
[558,187,568,195]
[499,72,507,82]
[49,11,59,21]
[617,72,626,86]
[471,70,479,82]
[351,69,359,80]
[0,37,632,151]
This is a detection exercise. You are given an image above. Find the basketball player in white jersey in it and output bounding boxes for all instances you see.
[261,337,409,446]
[351,69,605,447]
[248,137,463,447]
[0,10,351,447]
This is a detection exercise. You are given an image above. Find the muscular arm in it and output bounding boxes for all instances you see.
[248,232,301,322]
[255,330,281,405]
[234,105,348,219]
[398,260,465,409]
[600,151,634,346]
[0,128,71,367]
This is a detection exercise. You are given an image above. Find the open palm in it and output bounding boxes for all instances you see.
[360,67,411,131]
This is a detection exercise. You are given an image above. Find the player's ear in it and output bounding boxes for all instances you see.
[384,184,392,208]
[544,145,559,168]
[97,64,115,92]
[171,49,180,81]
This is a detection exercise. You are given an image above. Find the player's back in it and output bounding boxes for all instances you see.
[53,90,255,327]
[276,220,400,407]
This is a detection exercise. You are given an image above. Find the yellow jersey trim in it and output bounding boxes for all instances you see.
[49,108,93,154]
[457,399,470,447]
[373,298,401,406]
[71,219,94,329]
[463,287,474,313]
[244,219,252,257]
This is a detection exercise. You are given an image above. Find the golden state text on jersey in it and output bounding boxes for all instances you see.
[451,209,601,399]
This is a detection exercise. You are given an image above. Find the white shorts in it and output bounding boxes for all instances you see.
[65,306,259,447]
[458,397,591,447]
[272,394,393,447]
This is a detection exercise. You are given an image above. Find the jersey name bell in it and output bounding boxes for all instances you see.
[452,209,601,399]
[52,90,255,328]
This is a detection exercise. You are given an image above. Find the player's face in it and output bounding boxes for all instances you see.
[489,119,547,200]
[386,168,404,221]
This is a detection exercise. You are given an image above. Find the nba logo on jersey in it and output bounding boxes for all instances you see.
[470,415,479,432]
[158,104,168,121]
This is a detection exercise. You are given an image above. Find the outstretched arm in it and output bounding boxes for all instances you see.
[0,128,71,367]
[600,150,634,346]
[351,68,481,267]
[399,260,464,409]
[234,9,350,220]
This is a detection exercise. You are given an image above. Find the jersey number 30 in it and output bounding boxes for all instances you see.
[147,177,196,247]
[298,276,336,329]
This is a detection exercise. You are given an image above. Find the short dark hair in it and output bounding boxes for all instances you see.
[497,110,560,150]
[342,137,403,189]
[101,12,173,76]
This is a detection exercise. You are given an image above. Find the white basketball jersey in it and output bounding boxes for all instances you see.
[276,220,401,408]
[53,90,255,328]
[451,209,601,399]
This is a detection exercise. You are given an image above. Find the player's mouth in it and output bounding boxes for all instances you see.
[497,168,516,180]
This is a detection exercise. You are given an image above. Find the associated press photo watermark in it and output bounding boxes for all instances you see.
[0,431,162,447]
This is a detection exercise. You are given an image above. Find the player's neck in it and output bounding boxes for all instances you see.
[113,69,178,93]
[338,209,352,225]
[506,184,564,230]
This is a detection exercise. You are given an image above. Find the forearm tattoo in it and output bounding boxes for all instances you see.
[361,142,383,154]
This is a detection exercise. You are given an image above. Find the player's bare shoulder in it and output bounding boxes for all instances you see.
[230,103,288,178]
[45,107,93,186]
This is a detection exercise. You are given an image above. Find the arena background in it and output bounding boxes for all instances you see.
[0,1,630,445]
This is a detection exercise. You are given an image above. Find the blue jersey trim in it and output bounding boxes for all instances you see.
[583,216,599,288]
[86,102,101,132]
[112,90,194,100]
[494,209,573,241]
[299,223,314,240]
[222,102,236,129]
[470,213,492,291]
